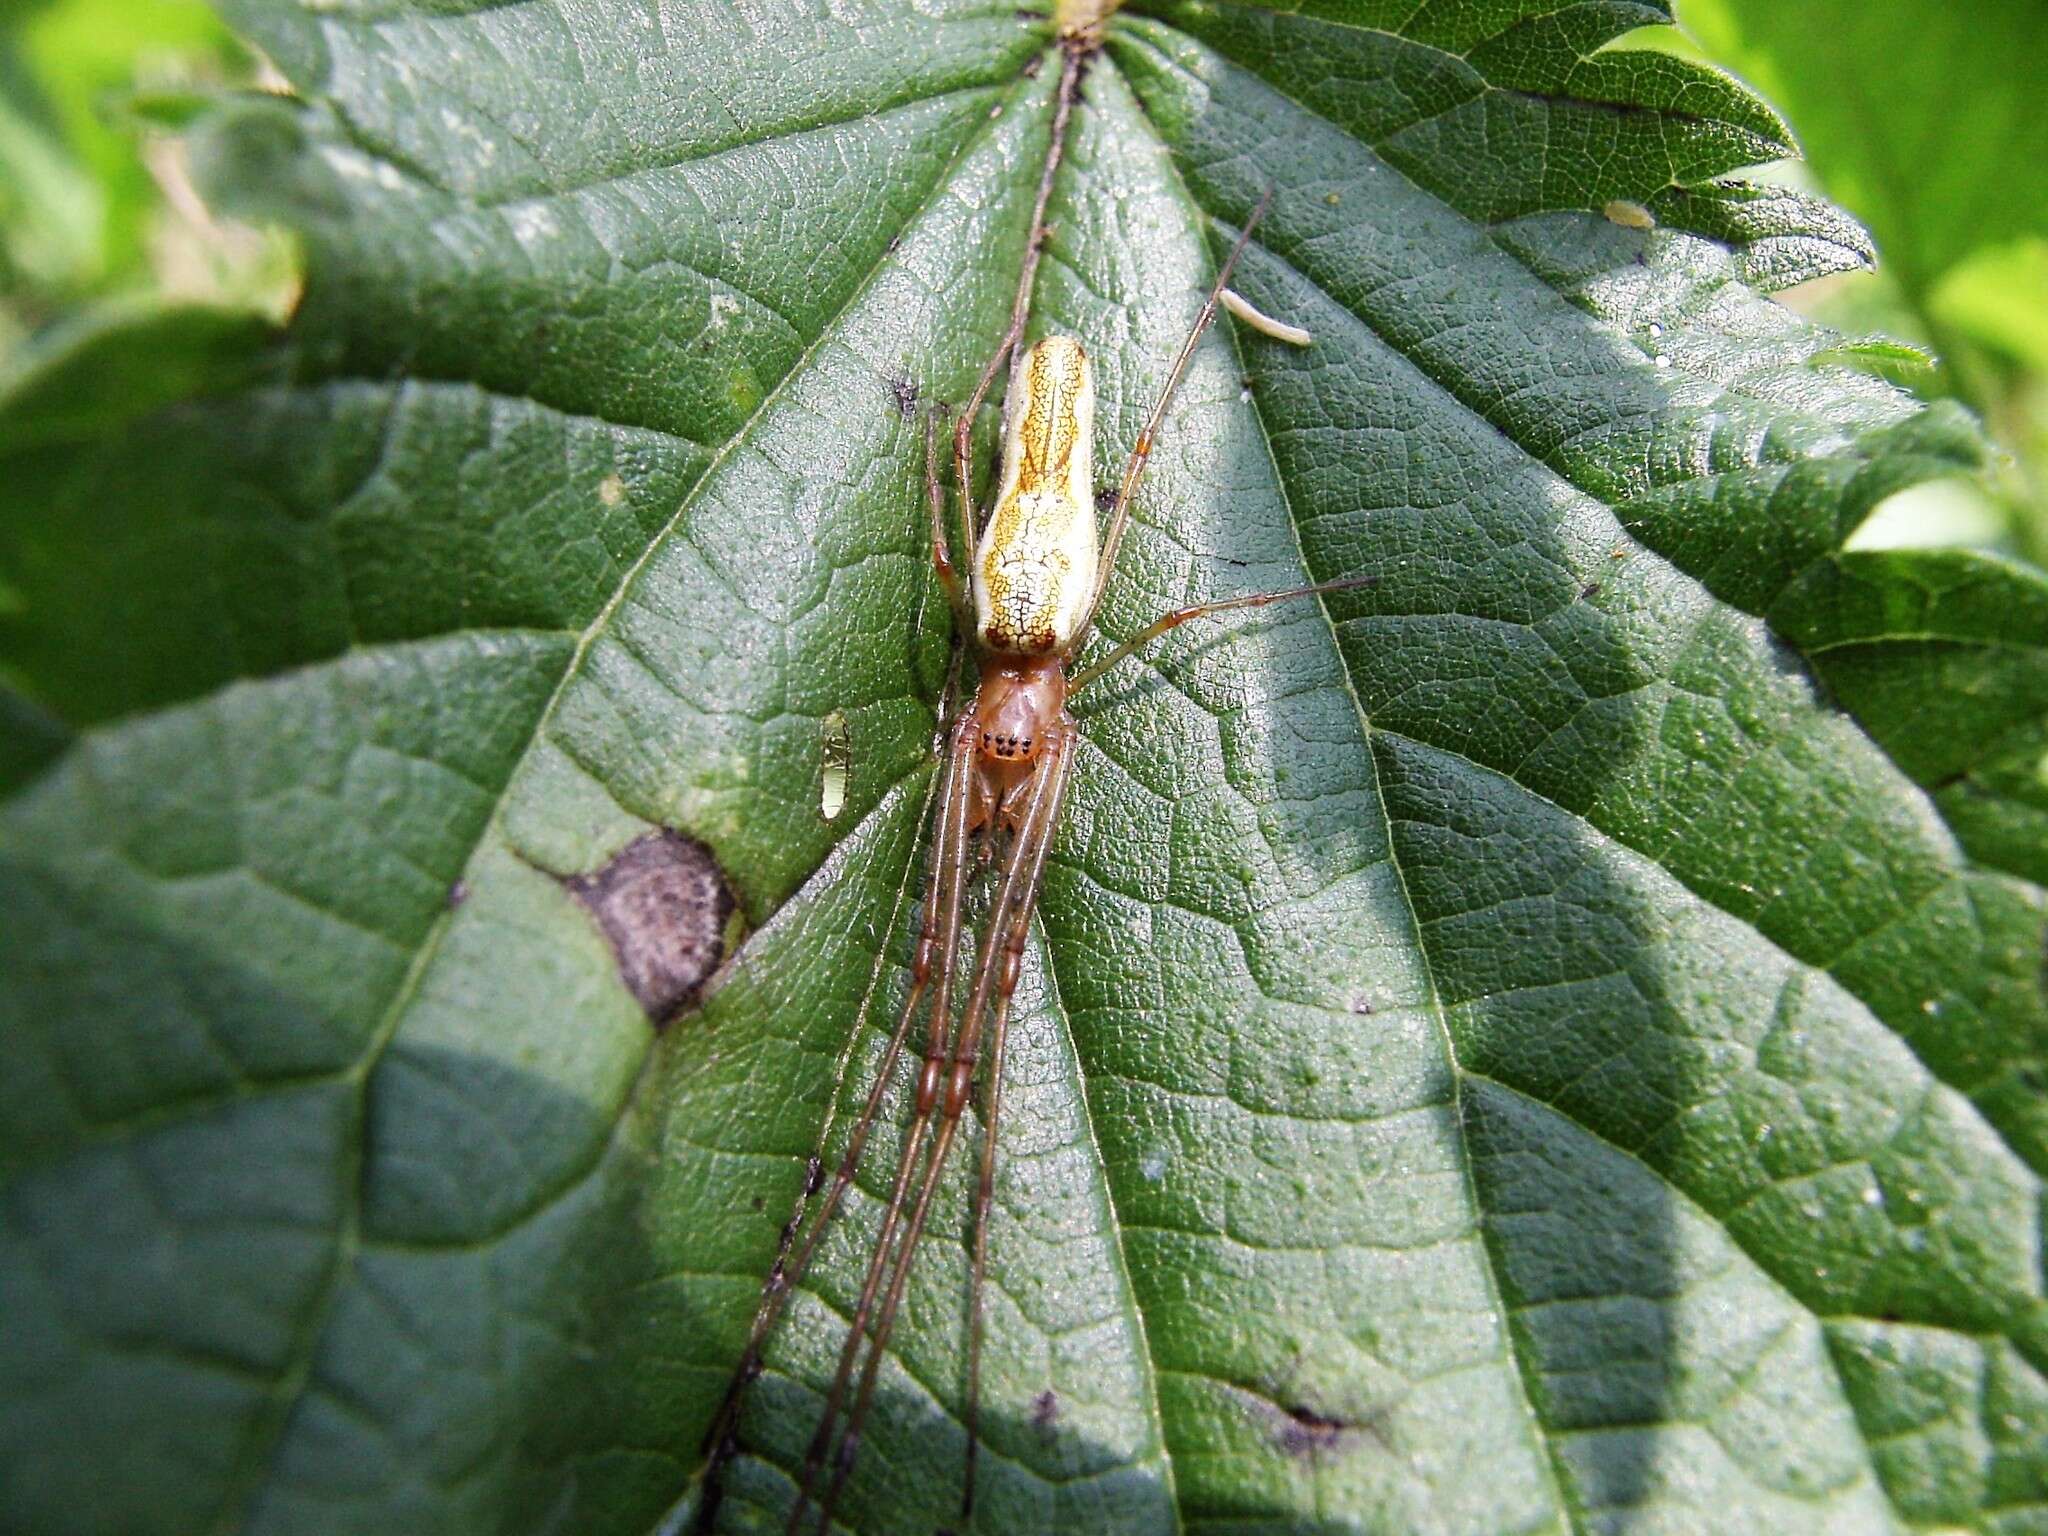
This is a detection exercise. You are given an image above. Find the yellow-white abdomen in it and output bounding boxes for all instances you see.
[973,336,1098,655]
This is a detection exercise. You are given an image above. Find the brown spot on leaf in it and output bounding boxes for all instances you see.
[1269,1396,1394,1462]
[890,376,920,419]
[566,830,734,1023]
[1030,1389,1060,1433]
[1276,1402,1348,1458]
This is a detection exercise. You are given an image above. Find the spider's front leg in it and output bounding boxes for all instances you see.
[923,403,971,631]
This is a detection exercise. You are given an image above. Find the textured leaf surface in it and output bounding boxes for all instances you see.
[3,3,2046,1535]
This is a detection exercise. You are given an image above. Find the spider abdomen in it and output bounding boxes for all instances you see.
[973,336,1097,655]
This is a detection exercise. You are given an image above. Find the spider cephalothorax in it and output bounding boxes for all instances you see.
[972,655,1066,765]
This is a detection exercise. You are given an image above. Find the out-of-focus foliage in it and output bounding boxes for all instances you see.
[1679,0,2048,560]
[0,0,293,365]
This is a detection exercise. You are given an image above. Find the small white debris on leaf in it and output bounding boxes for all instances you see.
[1221,288,1312,347]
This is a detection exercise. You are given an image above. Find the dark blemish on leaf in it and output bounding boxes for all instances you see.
[447,879,469,909]
[564,830,735,1024]
[751,1194,766,1212]
[805,1154,826,1196]
[1030,1389,1060,1434]
[1579,581,1601,601]
[1021,53,1043,78]
[1275,1402,1351,1458]
[886,233,902,255]
[1350,993,1375,1016]
[1016,6,1047,19]
[1095,486,1119,518]
[891,376,920,418]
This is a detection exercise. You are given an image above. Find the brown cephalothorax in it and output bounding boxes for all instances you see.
[970,656,1064,768]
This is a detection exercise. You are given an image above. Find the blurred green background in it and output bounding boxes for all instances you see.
[2,0,2043,558]
[0,0,293,354]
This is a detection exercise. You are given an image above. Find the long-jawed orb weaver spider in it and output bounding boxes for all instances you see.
[697,35,1367,1536]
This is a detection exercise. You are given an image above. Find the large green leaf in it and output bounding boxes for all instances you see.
[3,3,2046,1534]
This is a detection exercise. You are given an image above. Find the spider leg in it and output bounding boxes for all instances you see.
[953,44,1083,540]
[1068,575,1375,694]
[959,719,1077,1524]
[780,715,979,1535]
[1078,187,1275,642]
[926,405,971,629]
[811,724,1076,1536]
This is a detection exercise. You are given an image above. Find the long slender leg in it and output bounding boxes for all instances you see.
[758,131,1069,1498]
[785,718,981,1535]
[693,717,979,1536]
[811,726,1077,1536]
[787,1090,945,1536]
[953,42,1083,536]
[1075,188,1275,643]
[1067,574,1377,694]
[959,721,1078,1525]
[925,404,970,631]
